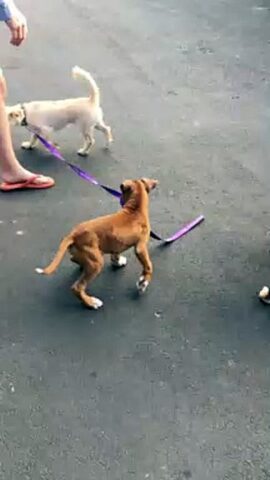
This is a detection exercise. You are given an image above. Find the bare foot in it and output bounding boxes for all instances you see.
[1,166,53,186]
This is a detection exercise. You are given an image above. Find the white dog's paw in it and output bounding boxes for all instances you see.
[111,255,127,268]
[21,141,35,150]
[105,138,113,150]
[78,139,95,156]
[91,297,103,310]
[136,275,149,294]
[77,148,89,157]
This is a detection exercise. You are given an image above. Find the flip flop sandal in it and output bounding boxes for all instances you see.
[258,285,270,305]
[0,174,55,192]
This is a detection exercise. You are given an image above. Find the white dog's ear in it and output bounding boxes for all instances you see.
[8,111,17,120]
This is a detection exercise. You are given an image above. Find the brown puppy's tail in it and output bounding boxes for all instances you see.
[35,236,73,276]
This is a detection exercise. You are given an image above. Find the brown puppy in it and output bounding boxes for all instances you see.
[36,178,158,309]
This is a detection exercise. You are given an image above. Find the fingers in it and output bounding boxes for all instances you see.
[10,28,19,46]
[10,24,27,46]
[20,22,28,44]
[7,15,28,46]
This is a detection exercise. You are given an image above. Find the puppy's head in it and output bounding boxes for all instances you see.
[6,104,25,126]
[120,178,158,205]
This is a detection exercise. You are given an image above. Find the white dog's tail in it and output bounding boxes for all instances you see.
[72,66,100,106]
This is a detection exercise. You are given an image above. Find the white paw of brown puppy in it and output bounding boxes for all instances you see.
[136,276,149,294]
[111,255,127,268]
[91,297,103,309]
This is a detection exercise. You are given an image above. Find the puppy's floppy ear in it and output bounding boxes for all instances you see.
[141,178,159,193]
[120,179,134,193]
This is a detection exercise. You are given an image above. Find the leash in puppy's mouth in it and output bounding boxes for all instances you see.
[26,126,204,243]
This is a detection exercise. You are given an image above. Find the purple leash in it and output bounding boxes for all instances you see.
[31,130,204,244]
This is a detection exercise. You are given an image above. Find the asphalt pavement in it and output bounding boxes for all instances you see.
[1,0,270,478]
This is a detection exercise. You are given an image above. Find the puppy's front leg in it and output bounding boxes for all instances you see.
[135,242,153,293]
[21,134,39,150]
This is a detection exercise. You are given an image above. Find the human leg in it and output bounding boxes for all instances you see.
[0,70,54,190]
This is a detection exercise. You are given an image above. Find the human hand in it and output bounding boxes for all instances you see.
[6,7,28,46]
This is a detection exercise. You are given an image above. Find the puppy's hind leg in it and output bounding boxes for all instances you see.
[78,125,95,156]
[21,134,39,150]
[71,247,104,309]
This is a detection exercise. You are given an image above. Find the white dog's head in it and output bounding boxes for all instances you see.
[6,104,25,126]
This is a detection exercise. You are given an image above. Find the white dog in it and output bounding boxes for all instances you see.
[6,66,113,156]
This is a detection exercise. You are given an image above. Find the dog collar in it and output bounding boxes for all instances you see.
[20,104,28,126]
